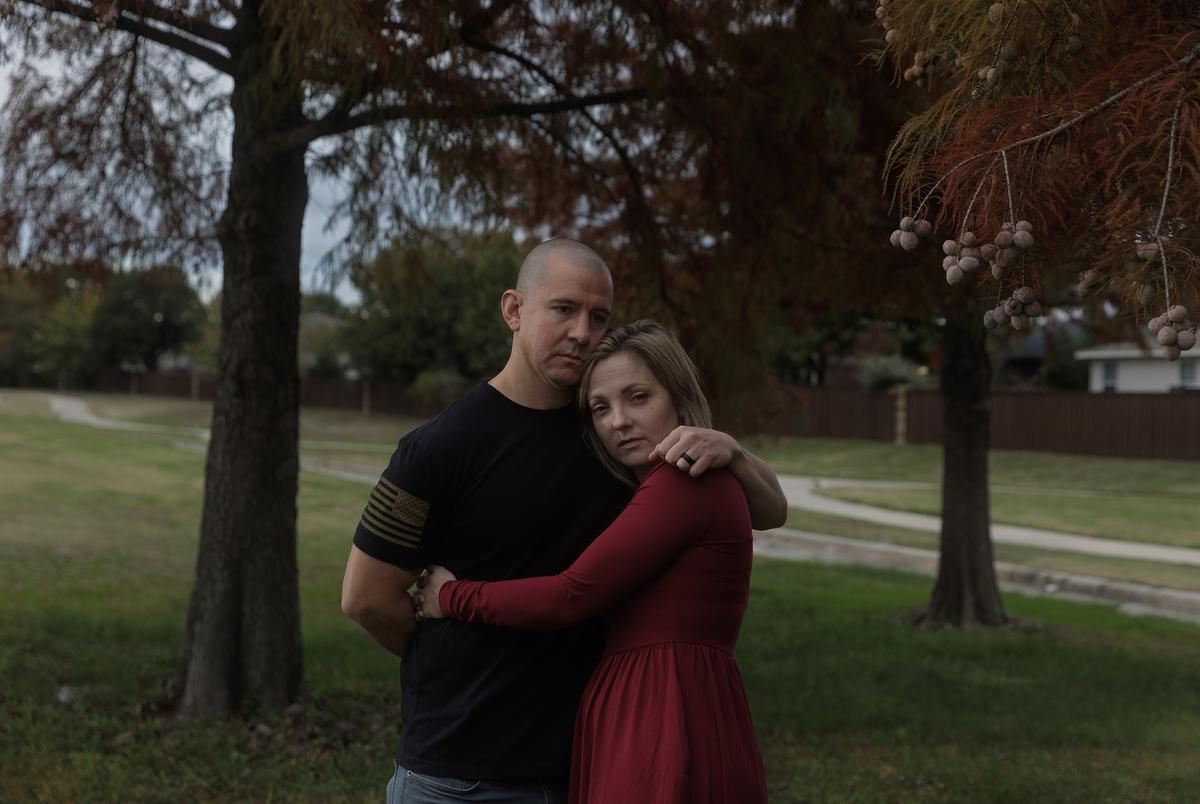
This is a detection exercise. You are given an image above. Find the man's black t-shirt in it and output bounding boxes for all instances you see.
[352,383,630,782]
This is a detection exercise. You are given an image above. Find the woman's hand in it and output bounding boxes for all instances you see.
[412,565,458,621]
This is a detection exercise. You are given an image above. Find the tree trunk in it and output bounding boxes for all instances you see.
[178,9,308,717]
[925,306,1006,627]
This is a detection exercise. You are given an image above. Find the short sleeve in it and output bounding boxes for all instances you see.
[352,430,446,569]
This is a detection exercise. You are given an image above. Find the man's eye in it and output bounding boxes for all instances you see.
[592,314,609,326]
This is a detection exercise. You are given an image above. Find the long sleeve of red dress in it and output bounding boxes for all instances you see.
[438,464,715,629]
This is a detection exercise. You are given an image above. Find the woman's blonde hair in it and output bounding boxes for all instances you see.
[578,320,712,487]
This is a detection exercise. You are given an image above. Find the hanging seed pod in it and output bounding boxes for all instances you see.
[1012,230,1035,250]
[946,265,965,285]
[1163,345,1182,362]
[991,262,1006,281]
[980,243,998,261]
[900,216,915,232]
[1148,316,1165,334]
[977,66,990,80]
[1004,298,1024,316]
[983,310,997,329]
[1001,221,1014,232]
[1137,285,1157,305]
[959,256,981,273]
[1177,330,1197,351]
[1014,286,1035,304]
[986,66,1001,83]
[988,3,1005,23]
[943,240,961,256]
[886,28,899,44]
[993,307,1010,326]
[997,247,1019,267]
[900,231,920,251]
[1011,314,1030,330]
[1168,305,1189,323]
[915,219,933,238]
[994,231,1014,249]
[890,229,904,247]
[1015,220,1033,232]
[1136,242,1160,261]
[960,232,977,248]
[942,255,959,271]
[1065,35,1083,54]
[1157,326,1179,347]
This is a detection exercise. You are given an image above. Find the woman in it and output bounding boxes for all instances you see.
[414,320,766,804]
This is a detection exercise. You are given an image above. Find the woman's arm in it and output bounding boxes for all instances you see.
[424,467,716,629]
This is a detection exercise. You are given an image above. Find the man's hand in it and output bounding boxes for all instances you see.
[650,426,788,530]
[413,565,458,621]
[649,425,741,477]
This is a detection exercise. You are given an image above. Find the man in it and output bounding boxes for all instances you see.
[342,238,786,803]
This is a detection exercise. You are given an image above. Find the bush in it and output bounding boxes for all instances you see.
[855,354,932,392]
[413,368,470,409]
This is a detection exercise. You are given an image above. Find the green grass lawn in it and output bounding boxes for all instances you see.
[3,409,1200,801]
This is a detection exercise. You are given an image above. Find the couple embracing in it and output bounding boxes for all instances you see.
[342,239,785,804]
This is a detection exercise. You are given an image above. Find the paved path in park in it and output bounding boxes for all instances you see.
[28,392,1200,622]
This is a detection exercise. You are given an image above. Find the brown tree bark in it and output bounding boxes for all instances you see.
[178,4,307,717]
[925,305,1007,627]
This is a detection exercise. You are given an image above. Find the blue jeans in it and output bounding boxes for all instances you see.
[386,764,567,804]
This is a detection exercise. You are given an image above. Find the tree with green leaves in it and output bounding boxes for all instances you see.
[876,0,1200,625]
[89,265,206,372]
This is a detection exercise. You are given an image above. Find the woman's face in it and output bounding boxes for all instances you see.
[586,351,681,480]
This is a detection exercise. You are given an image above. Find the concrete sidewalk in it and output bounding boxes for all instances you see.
[779,474,1200,568]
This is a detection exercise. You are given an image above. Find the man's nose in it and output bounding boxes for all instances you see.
[566,311,592,344]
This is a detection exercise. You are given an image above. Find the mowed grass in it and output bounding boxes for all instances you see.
[4,410,1200,800]
[785,508,1200,593]
[750,436,1198,545]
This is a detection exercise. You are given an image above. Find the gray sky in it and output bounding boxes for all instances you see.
[0,62,360,304]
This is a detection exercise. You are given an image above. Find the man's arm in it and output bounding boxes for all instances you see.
[341,545,421,657]
[650,426,788,530]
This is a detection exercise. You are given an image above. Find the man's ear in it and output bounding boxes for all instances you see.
[500,289,523,333]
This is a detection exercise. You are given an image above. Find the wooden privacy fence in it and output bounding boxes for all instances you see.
[69,370,1200,461]
[791,387,1200,461]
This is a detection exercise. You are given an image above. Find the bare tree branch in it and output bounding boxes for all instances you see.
[124,0,238,48]
[22,0,235,74]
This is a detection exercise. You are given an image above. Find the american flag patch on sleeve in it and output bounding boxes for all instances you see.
[358,476,430,549]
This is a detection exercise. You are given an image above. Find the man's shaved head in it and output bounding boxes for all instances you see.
[516,238,612,297]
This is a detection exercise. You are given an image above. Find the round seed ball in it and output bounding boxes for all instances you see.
[943,240,961,256]
[1137,242,1160,260]
[1065,35,1082,54]
[983,310,997,329]
[1148,316,1165,334]
[1168,305,1189,323]
[1014,286,1035,304]
[1025,301,1043,317]
[1010,314,1030,330]
[900,231,920,251]
[885,28,898,44]
[997,247,1018,267]
[959,256,981,273]
[961,232,978,248]
[977,66,990,80]
[1177,330,1197,351]
[1137,285,1156,305]
[1162,345,1182,362]
[1012,230,1035,250]
[904,66,917,82]
[991,262,1006,281]
[986,66,1001,83]
[988,3,1005,24]
[900,216,915,232]
[890,229,904,247]
[915,219,933,238]
[1005,298,1024,316]
[980,243,998,260]
[1157,326,1178,346]
[1002,221,1014,232]
[943,256,960,271]
[993,307,1010,325]
[946,265,965,285]
[994,231,1013,249]
[1015,220,1033,232]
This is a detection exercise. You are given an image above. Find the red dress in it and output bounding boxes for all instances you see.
[439,463,767,804]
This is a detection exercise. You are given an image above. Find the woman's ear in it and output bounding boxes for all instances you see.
[500,289,523,333]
